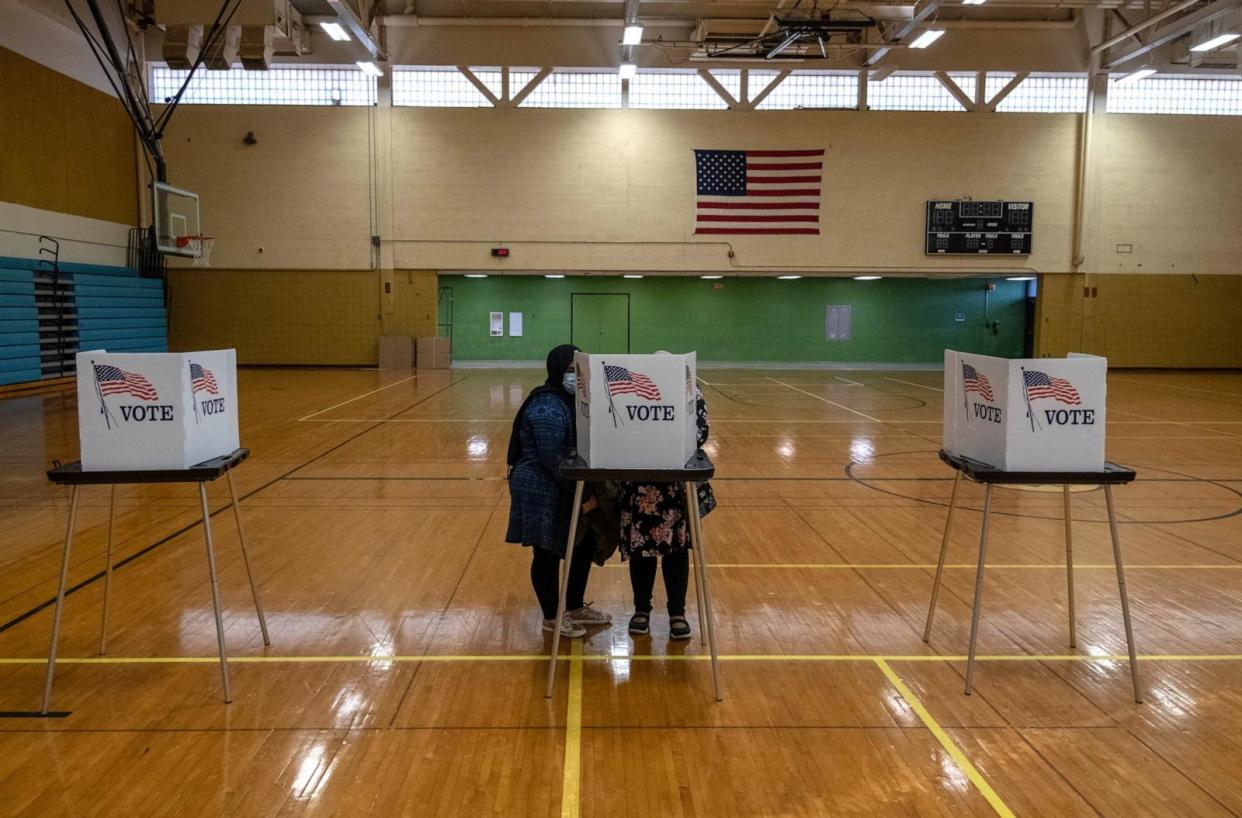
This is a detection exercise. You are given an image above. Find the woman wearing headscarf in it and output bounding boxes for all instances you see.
[506,344,612,638]
[620,378,714,640]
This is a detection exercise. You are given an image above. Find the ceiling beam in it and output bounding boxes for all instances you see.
[1106,0,1242,67]
[864,0,944,66]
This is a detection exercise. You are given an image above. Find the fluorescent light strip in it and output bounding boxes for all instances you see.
[908,30,945,49]
[1115,67,1157,85]
[319,21,350,42]
[777,275,802,280]
[961,0,987,5]
[465,274,488,278]
[701,275,723,280]
[1190,33,1240,52]
[356,60,383,77]
[853,275,882,281]
[1006,276,1036,281]
[623,274,644,279]
[545,274,565,279]
[622,25,644,46]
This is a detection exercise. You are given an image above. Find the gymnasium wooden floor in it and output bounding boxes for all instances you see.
[1,367,1241,817]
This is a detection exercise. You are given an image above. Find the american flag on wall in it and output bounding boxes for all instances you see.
[694,149,824,235]
[190,362,219,395]
[94,365,159,401]
[604,364,662,401]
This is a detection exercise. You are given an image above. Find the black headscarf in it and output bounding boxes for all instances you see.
[506,344,579,469]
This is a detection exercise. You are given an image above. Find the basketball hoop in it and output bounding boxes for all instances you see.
[175,234,215,267]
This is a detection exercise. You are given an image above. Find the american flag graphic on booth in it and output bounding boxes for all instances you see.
[694,149,824,235]
[94,365,159,401]
[1023,370,1082,405]
[604,364,662,401]
[961,363,994,402]
[190,362,219,395]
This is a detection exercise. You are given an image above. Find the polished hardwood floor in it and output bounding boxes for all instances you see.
[1,366,1241,816]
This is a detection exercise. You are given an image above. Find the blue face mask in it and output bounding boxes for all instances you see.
[562,372,576,395]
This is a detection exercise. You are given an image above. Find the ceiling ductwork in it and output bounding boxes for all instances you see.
[156,0,306,69]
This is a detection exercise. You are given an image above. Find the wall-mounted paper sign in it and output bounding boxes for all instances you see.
[490,312,503,337]
[509,312,524,337]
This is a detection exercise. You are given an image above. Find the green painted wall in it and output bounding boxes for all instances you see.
[442,275,1028,363]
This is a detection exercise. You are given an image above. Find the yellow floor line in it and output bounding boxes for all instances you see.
[601,563,1242,570]
[875,658,1015,818]
[3,653,1241,666]
[561,640,583,818]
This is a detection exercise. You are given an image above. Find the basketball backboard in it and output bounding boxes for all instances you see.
[153,182,201,257]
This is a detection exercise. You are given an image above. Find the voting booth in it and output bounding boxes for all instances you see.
[928,349,1143,703]
[76,349,239,471]
[573,352,698,469]
[942,349,1107,472]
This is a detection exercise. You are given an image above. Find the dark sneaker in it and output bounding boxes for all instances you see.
[669,616,692,641]
[628,612,651,635]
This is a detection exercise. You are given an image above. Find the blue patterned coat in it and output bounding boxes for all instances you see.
[506,392,575,553]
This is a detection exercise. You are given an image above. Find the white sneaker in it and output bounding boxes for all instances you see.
[566,603,613,627]
[542,618,586,638]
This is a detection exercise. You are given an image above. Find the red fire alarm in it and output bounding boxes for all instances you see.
[491,248,510,258]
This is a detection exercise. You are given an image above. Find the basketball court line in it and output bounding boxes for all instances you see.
[764,378,884,422]
[297,375,419,421]
[4,653,1239,665]
[561,640,583,818]
[885,377,944,392]
[875,658,1015,818]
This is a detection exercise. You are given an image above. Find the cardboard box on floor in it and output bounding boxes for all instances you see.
[416,336,452,369]
[378,336,414,370]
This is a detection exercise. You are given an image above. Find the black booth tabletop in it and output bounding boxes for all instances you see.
[939,449,1136,485]
[558,450,715,482]
[47,448,250,485]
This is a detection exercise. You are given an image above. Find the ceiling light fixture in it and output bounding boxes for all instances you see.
[1006,276,1036,281]
[777,275,802,280]
[465,273,488,278]
[1116,67,1157,85]
[962,0,987,5]
[619,62,637,79]
[356,60,383,77]
[908,30,946,49]
[623,274,644,279]
[701,275,723,280]
[545,274,565,279]
[319,21,350,41]
[1190,33,1240,52]
[853,275,882,281]
[622,25,644,46]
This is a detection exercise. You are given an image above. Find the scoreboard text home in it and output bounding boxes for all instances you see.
[925,200,1034,255]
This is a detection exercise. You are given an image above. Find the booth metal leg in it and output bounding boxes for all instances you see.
[685,482,722,702]
[198,483,232,703]
[99,485,118,655]
[1063,485,1077,649]
[226,471,270,646]
[964,484,994,696]
[690,523,710,645]
[1104,485,1143,704]
[546,481,585,699]
[923,470,962,642]
[41,486,81,714]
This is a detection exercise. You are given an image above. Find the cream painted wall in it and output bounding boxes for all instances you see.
[160,104,1241,277]
[387,108,1076,274]
[1085,114,1242,275]
[158,106,375,271]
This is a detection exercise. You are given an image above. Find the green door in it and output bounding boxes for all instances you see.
[571,294,630,353]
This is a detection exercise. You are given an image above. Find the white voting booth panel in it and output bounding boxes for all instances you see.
[943,349,1107,472]
[76,349,240,471]
[573,352,697,469]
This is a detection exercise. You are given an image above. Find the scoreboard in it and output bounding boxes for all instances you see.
[925,200,1033,255]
